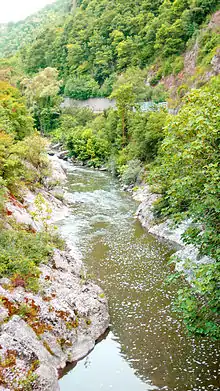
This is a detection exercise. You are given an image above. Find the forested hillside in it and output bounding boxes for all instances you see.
[0,0,219,339]
[16,0,220,99]
[0,0,72,58]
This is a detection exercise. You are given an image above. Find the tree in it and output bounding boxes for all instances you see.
[21,67,62,134]
[110,68,149,145]
[0,81,34,140]
[64,75,99,99]
[111,83,135,146]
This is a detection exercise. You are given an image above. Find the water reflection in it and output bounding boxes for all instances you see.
[60,332,159,391]
[59,165,220,391]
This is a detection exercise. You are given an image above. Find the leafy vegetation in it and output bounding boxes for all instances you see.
[175,262,219,338]
[0,81,33,139]
[0,0,219,338]
[0,80,64,292]
[4,0,217,98]
[20,67,62,134]
[150,77,220,260]
[150,77,220,337]
[0,0,72,58]
[0,229,53,292]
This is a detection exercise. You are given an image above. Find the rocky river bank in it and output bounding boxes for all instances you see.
[0,155,109,390]
[134,185,215,282]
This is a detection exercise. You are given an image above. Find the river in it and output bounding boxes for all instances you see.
[58,163,219,391]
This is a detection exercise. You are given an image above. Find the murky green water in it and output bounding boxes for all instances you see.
[59,164,219,391]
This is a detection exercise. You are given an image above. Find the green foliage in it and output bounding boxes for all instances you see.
[53,107,95,142]
[12,0,219,98]
[0,178,7,212]
[128,110,168,162]
[53,108,111,167]
[0,81,34,140]
[149,76,220,336]
[67,128,110,167]
[150,76,220,258]
[120,159,143,186]
[0,0,72,58]
[64,75,100,100]
[0,131,49,197]
[21,67,62,134]
[170,259,220,338]
[111,68,150,145]
[0,80,51,210]
[172,56,185,75]
[151,85,168,103]
[0,229,47,291]
[197,28,220,66]
[0,194,64,292]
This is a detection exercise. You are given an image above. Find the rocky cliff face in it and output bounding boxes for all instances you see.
[0,155,110,390]
[160,11,220,103]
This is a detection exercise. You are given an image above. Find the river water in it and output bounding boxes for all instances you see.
[58,164,219,391]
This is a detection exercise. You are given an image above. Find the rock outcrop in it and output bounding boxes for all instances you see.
[134,185,215,280]
[0,246,109,390]
[0,155,110,390]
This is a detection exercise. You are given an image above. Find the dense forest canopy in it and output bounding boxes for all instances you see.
[0,0,72,58]
[1,0,219,98]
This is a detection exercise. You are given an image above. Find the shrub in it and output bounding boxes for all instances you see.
[121,159,142,186]
[172,56,184,74]
[64,75,100,100]
[0,81,34,140]
[0,222,64,291]
[197,29,220,66]
[0,132,50,197]
[171,260,220,339]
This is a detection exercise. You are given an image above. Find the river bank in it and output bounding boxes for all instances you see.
[133,184,215,282]
[0,155,109,390]
[56,161,219,391]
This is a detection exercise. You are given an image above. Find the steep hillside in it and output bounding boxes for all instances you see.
[0,0,73,58]
[16,0,220,98]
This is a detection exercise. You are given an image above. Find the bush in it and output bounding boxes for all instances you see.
[197,29,220,66]
[121,159,142,186]
[171,260,220,339]
[172,56,184,74]
[152,84,168,103]
[0,81,34,140]
[128,110,167,162]
[0,132,49,197]
[64,75,100,100]
[150,76,220,260]
[67,127,110,167]
[0,223,64,292]
[0,230,48,291]
[0,177,7,212]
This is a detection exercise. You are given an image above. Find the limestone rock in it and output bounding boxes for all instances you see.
[35,365,59,391]
[134,185,215,279]
[0,247,109,390]
[0,153,109,390]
